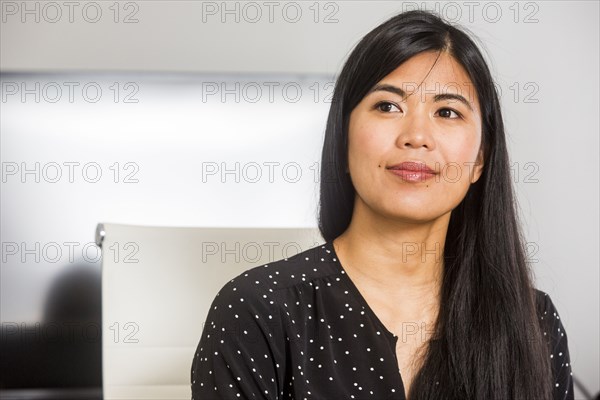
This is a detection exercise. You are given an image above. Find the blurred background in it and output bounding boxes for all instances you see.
[1,1,598,399]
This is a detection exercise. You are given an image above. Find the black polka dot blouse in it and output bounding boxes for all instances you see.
[191,240,574,399]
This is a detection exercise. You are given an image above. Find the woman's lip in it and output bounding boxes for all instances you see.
[388,168,437,182]
[387,161,437,173]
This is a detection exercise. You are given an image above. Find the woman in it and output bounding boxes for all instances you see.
[191,9,574,400]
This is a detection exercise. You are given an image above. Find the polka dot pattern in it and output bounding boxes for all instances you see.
[536,289,575,400]
[191,240,575,399]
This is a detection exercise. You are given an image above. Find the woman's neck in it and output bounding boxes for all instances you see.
[331,199,449,317]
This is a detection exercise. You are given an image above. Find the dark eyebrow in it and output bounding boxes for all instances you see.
[366,83,474,112]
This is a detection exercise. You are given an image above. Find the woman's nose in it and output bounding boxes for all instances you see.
[395,107,436,150]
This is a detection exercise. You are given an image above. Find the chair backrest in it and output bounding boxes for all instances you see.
[96,223,323,400]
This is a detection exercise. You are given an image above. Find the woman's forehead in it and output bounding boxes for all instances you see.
[377,51,478,105]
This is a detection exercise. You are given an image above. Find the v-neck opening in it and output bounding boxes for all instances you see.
[325,239,407,398]
[325,240,398,343]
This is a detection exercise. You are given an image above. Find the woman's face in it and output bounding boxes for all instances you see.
[347,51,484,222]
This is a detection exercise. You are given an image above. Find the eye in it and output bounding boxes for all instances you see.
[374,101,401,113]
[437,107,463,119]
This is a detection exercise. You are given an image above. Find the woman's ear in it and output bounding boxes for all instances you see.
[471,148,484,183]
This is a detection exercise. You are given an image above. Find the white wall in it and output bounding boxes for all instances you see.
[1,1,598,396]
[2,1,415,75]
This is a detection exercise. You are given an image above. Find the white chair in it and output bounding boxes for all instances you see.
[95,223,323,400]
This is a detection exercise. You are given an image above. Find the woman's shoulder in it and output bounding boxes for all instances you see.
[213,243,340,308]
[533,289,567,337]
[532,289,575,399]
[533,288,550,313]
[214,241,341,298]
[532,289,572,360]
[533,289,565,324]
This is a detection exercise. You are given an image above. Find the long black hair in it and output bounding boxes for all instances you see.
[317,9,554,400]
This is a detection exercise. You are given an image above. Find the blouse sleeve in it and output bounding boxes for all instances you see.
[538,290,575,400]
[191,276,285,399]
